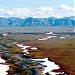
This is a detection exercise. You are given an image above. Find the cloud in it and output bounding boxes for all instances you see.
[34,7,54,18]
[0,6,74,18]
[38,7,53,12]
[0,7,54,18]
[0,8,35,18]
[59,4,74,11]
[58,4,75,17]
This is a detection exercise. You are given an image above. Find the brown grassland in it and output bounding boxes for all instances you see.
[24,38,75,75]
[0,33,75,75]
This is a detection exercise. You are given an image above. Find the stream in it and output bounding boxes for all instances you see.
[16,44,66,75]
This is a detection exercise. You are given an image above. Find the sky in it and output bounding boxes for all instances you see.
[0,0,74,18]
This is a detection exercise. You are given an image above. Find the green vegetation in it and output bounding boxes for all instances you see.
[0,36,33,75]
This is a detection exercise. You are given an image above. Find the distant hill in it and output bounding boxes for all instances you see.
[0,16,75,27]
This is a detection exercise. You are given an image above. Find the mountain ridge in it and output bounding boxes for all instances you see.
[0,16,75,27]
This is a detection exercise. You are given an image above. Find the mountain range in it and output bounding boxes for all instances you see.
[0,16,75,27]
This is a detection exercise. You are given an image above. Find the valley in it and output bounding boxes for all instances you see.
[0,28,75,75]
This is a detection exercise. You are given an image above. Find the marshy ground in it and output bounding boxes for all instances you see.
[0,28,75,75]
